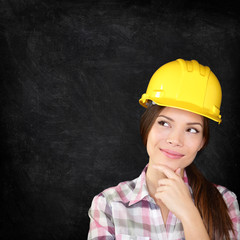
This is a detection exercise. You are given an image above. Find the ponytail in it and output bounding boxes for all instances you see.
[186,164,234,239]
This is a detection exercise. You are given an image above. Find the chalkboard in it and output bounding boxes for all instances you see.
[1,0,240,239]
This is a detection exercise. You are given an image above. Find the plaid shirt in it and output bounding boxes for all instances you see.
[88,165,240,239]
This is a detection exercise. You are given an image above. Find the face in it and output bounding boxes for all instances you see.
[146,107,205,171]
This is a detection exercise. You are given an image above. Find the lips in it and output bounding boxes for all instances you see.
[160,148,185,159]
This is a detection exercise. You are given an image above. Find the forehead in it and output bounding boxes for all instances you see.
[159,107,204,123]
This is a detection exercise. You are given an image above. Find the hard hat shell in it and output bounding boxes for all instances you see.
[139,59,222,123]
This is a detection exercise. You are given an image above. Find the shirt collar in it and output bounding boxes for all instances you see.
[128,165,149,206]
[128,165,192,206]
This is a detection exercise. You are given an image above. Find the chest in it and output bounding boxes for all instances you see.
[111,200,185,239]
[158,202,169,226]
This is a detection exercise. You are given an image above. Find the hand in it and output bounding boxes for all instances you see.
[153,165,195,221]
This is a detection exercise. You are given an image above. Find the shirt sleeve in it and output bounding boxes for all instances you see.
[221,188,240,239]
[87,193,115,240]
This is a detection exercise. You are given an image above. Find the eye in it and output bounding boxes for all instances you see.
[187,128,199,134]
[158,121,170,127]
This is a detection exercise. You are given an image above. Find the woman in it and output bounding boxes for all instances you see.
[88,59,240,239]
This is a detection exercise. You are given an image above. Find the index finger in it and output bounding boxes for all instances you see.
[153,165,179,180]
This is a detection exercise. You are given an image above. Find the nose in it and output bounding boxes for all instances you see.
[166,129,183,147]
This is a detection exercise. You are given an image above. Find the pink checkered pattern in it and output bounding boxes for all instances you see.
[88,165,240,239]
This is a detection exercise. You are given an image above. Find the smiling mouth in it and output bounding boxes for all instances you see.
[160,149,185,159]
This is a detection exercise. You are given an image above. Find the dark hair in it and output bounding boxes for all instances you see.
[140,104,234,240]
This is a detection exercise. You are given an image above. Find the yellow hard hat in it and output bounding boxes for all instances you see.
[139,59,222,123]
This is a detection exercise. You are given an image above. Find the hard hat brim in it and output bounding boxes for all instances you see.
[139,97,222,124]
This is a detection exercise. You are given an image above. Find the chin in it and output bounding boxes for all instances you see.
[153,161,179,171]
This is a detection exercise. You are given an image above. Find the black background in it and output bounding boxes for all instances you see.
[1,0,240,239]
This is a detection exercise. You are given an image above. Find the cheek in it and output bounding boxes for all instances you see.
[186,137,204,154]
[146,128,166,155]
[146,132,155,156]
[146,130,157,154]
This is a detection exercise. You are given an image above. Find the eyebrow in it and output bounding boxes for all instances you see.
[158,115,203,127]
[158,115,174,121]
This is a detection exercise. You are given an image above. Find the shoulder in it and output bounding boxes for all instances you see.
[93,177,138,204]
[215,184,240,236]
[215,184,238,207]
[90,165,148,207]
